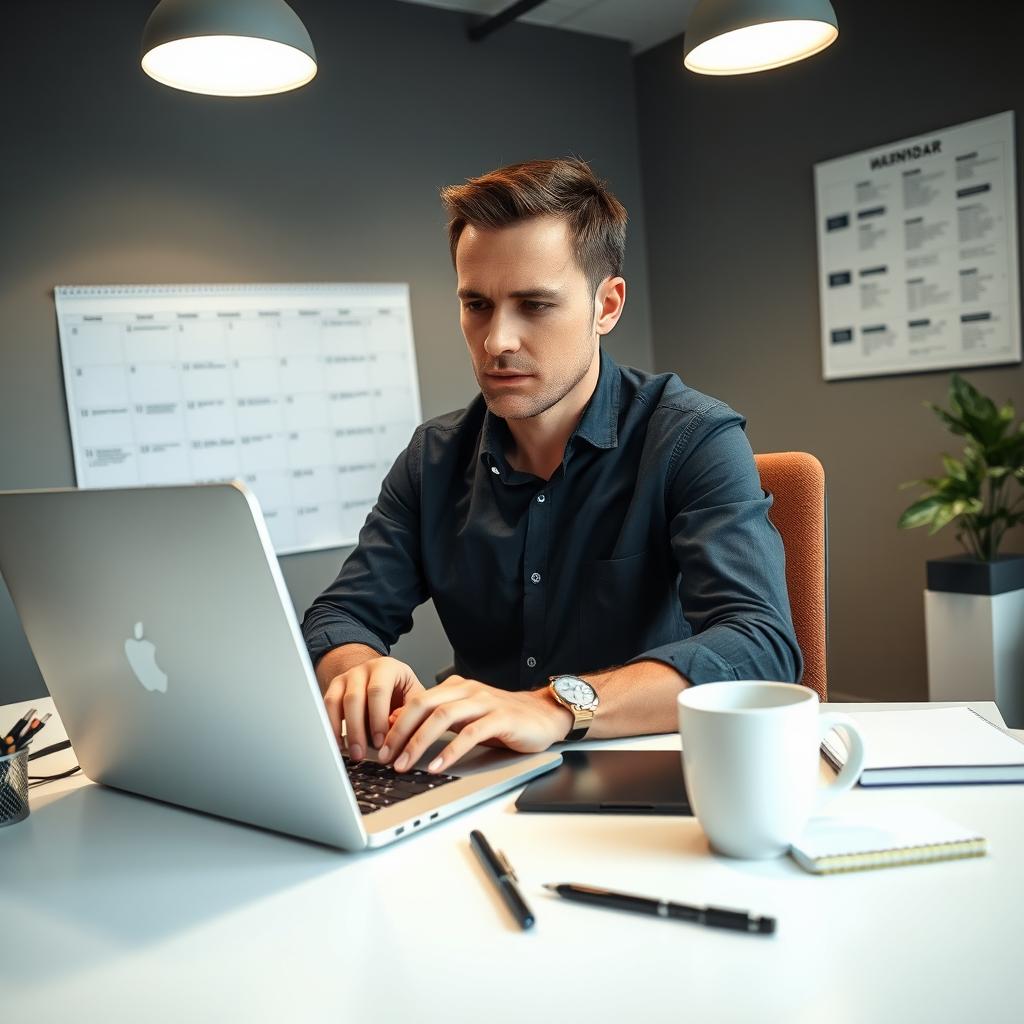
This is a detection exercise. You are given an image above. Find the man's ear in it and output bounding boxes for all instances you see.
[594,276,626,336]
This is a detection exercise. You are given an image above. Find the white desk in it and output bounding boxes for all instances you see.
[2,697,1022,1023]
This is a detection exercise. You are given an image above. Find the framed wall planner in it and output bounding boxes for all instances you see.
[55,283,422,556]
[814,110,1020,381]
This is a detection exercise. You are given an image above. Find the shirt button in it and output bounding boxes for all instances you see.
[490,466,500,476]
[537,494,546,503]
[530,572,542,584]
[526,656,537,668]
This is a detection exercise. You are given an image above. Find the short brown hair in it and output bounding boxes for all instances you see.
[440,158,627,292]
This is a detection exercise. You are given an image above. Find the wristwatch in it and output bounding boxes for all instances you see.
[548,675,599,741]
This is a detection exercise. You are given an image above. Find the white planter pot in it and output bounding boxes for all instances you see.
[924,555,1024,729]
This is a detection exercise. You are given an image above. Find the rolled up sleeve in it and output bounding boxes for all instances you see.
[631,402,803,686]
[301,427,428,667]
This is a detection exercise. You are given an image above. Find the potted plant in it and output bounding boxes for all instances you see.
[898,373,1024,727]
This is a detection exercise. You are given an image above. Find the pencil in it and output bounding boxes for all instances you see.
[14,713,51,750]
[7,721,37,753]
[2,707,36,747]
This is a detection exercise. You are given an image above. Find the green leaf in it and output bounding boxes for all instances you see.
[989,434,1024,467]
[898,496,944,530]
[950,374,1006,446]
[951,373,997,421]
[927,403,969,437]
[942,455,967,481]
[938,476,978,498]
[928,503,961,534]
[950,498,984,517]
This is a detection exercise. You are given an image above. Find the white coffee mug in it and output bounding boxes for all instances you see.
[677,681,866,859]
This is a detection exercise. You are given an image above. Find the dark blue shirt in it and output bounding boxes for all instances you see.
[302,349,802,689]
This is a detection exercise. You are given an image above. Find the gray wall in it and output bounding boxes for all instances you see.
[0,0,653,705]
[635,0,1024,701]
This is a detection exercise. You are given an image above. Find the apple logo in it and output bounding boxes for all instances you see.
[124,621,168,693]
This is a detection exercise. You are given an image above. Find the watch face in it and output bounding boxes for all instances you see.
[555,676,595,706]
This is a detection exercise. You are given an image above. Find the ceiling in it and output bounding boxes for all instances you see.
[397,0,699,53]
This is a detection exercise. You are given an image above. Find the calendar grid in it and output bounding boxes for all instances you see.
[55,284,422,555]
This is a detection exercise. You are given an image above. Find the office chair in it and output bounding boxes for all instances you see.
[436,451,829,700]
[754,452,828,701]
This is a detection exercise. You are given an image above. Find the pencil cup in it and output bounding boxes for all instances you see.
[0,746,30,827]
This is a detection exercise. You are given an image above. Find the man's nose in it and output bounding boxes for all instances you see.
[483,308,521,358]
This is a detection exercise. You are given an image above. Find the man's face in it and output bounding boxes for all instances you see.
[455,215,603,421]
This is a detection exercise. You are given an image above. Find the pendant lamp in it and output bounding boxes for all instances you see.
[141,0,317,97]
[684,0,838,76]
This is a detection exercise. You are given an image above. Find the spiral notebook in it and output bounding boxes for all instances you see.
[790,808,986,874]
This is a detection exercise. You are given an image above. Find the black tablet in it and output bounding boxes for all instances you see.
[515,749,692,815]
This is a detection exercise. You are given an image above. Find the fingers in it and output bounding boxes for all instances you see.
[428,713,506,774]
[343,676,369,760]
[392,698,491,772]
[379,681,472,763]
[381,683,480,769]
[322,676,346,744]
[366,679,393,753]
[321,658,425,761]
[378,683,559,773]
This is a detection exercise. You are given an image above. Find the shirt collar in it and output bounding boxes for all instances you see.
[571,347,620,450]
[480,402,510,466]
[478,347,621,469]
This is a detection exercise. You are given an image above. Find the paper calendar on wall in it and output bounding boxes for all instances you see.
[814,110,1020,380]
[55,283,422,556]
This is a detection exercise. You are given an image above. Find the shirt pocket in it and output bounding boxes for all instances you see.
[578,549,676,670]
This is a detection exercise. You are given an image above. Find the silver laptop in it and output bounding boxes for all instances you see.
[0,482,561,849]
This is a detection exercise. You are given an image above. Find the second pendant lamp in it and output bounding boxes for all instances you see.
[684,0,839,76]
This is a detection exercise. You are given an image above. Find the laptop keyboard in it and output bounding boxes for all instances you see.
[343,756,459,815]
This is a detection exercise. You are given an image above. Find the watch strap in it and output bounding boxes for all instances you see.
[565,706,595,742]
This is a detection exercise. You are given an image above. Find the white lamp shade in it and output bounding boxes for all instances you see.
[141,0,317,97]
[684,0,838,76]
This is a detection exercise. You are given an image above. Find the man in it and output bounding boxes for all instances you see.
[302,158,801,776]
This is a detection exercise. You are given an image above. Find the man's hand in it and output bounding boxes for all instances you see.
[322,656,426,761]
[379,675,574,774]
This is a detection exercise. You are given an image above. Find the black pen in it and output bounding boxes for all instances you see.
[469,830,535,930]
[543,883,775,935]
[2,707,36,749]
[14,713,51,750]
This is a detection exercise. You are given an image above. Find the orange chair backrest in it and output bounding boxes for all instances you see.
[753,452,828,701]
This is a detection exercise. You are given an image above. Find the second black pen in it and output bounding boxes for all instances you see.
[544,882,776,935]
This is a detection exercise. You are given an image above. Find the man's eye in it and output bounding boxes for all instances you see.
[523,301,552,313]
[463,301,488,312]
